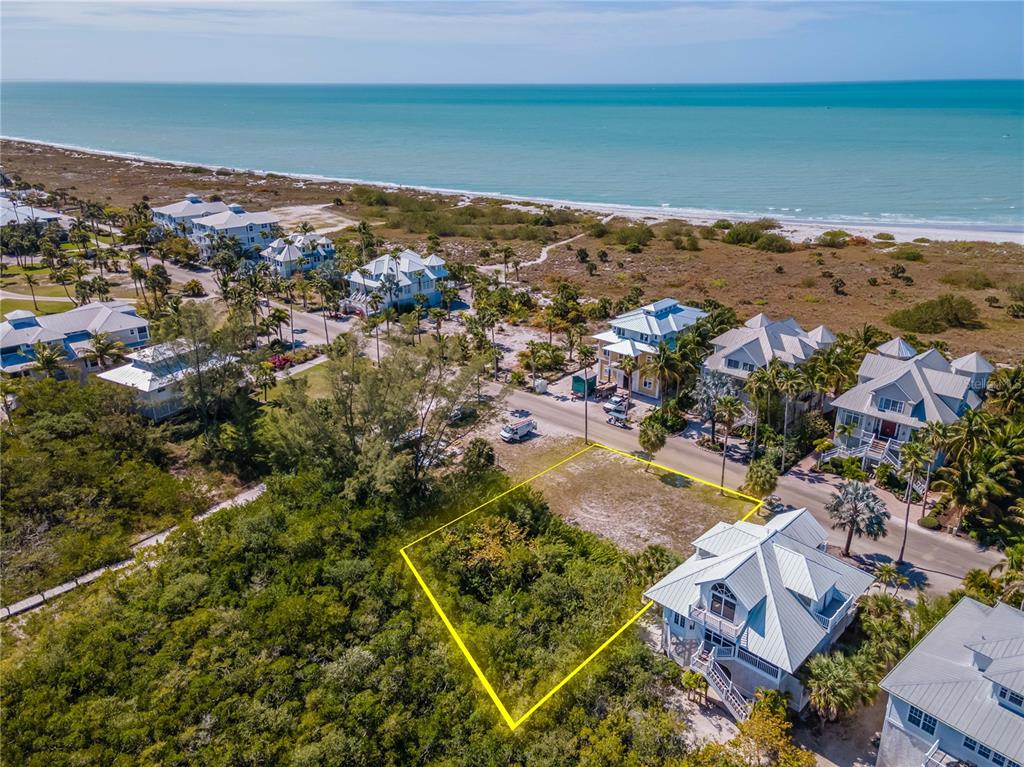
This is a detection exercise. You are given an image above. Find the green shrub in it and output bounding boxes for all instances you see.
[888,294,980,333]
[1008,304,1024,319]
[712,218,733,230]
[723,222,767,245]
[609,223,654,248]
[1007,282,1024,302]
[754,233,793,253]
[817,230,849,248]
[874,232,895,241]
[940,269,994,290]
[918,515,941,530]
[891,246,924,261]
[913,237,931,243]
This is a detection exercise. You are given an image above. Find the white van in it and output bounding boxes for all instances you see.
[500,418,536,443]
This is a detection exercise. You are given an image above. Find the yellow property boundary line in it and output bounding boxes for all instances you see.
[400,441,764,731]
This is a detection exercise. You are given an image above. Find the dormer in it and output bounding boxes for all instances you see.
[228,203,246,214]
[4,309,40,328]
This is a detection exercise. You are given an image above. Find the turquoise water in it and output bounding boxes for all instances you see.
[2,81,1022,228]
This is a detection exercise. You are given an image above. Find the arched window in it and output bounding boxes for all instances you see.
[710,582,737,622]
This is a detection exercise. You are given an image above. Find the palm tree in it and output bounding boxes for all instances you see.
[523,340,540,388]
[640,341,683,404]
[638,420,667,469]
[31,342,67,378]
[83,332,128,370]
[896,440,928,564]
[826,481,890,557]
[716,395,744,493]
[255,362,277,401]
[987,363,1023,418]
[745,366,774,455]
[22,272,40,311]
[578,344,597,444]
[266,307,290,342]
[619,354,638,410]
[367,291,383,363]
[916,421,951,516]
[776,366,806,473]
[946,408,993,463]
[805,653,863,727]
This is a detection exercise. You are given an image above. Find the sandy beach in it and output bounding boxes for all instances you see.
[4,136,1022,245]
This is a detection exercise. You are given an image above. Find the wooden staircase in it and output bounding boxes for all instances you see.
[689,642,751,722]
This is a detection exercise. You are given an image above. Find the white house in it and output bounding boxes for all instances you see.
[824,340,991,467]
[97,340,237,421]
[703,313,835,385]
[189,204,279,257]
[260,232,335,278]
[591,298,707,400]
[0,303,150,376]
[0,194,61,227]
[151,194,229,232]
[877,598,1023,767]
[344,249,448,315]
[645,509,874,720]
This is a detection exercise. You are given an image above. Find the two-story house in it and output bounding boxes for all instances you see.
[97,340,238,421]
[189,204,279,257]
[344,249,448,315]
[703,313,834,392]
[825,339,991,468]
[645,509,874,721]
[0,303,150,377]
[877,598,1023,767]
[151,194,229,233]
[591,298,707,401]
[260,232,336,277]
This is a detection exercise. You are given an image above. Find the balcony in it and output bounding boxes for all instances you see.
[812,592,855,633]
[922,741,962,767]
[689,604,743,640]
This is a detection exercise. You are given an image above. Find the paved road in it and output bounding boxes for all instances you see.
[498,387,1002,594]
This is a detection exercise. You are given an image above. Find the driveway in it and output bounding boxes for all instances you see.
[496,386,1002,594]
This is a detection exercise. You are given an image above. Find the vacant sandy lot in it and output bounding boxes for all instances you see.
[491,436,755,555]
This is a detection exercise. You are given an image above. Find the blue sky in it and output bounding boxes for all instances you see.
[2,1,1022,83]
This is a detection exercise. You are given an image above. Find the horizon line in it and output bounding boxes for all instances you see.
[3,77,1023,87]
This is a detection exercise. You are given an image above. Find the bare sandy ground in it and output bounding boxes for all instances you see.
[270,203,357,233]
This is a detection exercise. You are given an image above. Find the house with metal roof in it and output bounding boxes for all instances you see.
[97,340,238,420]
[592,299,707,401]
[189,204,280,256]
[703,313,835,385]
[822,340,991,469]
[0,303,150,376]
[344,249,448,315]
[259,232,336,277]
[877,598,1024,767]
[645,509,874,721]
[151,194,229,233]
[1,194,61,227]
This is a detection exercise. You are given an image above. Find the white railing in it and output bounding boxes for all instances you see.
[690,642,751,722]
[737,647,781,679]
[813,593,854,633]
[689,604,743,640]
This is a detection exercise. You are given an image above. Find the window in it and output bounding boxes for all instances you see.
[643,378,653,389]
[964,737,977,752]
[993,753,1006,766]
[840,411,862,428]
[998,686,1024,708]
[671,611,685,627]
[877,397,905,414]
[978,745,992,760]
[703,629,735,651]
[709,583,737,622]
[906,705,936,735]
[726,358,740,369]
[742,362,756,372]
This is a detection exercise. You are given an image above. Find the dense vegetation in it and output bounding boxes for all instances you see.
[0,379,208,601]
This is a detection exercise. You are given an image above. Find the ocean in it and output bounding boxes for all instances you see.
[2,81,1022,229]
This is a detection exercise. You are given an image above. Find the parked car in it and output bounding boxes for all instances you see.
[500,418,536,443]
[603,395,629,414]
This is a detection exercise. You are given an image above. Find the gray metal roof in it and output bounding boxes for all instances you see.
[609,299,707,339]
[644,509,874,673]
[880,599,1024,761]
[704,314,834,377]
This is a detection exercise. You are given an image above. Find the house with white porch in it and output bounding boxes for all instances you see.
[645,508,874,721]
[1,303,150,376]
[151,194,229,233]
[823,340,991,469]
[97,340,238,421]
[260,232,335,278]
[877,598,1023,767]
[344,250,448,315]
[703,314,835,387]
[592,298,707,400]
[189,204,279,257]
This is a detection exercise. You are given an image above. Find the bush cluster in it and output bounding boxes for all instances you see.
[887,294,980,334]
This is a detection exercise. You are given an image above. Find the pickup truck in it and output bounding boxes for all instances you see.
[500,418,536,443]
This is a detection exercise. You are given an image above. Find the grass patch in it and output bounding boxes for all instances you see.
[888,294,981,334]
[939,269,994,290]
[265,362,332,402]
[0,298,70,316]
